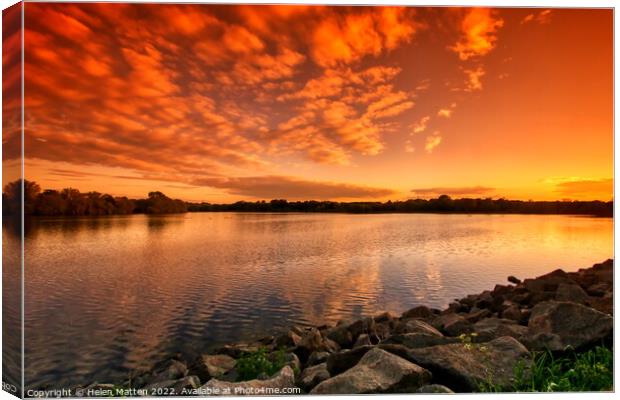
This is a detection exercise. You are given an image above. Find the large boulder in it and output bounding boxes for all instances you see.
[525,301,613,351]
[189,354,236,383]
[523,269,576,293]
[298,363,330,392]
[472,318,528,343]
[200,366,296,396]
[381,333,458,349]
[555,283,589,304]
[326,346,373,375]
[324,324,354,349]
[401,305,435,320]
[432,314,473,337]
[394,319,443,337]
[311,348,431,394]
[404,336,530,392]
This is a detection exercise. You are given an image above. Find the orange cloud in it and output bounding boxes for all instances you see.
[437,108,452,118]
[310,7,419,67]
[411,116,430,134]
[464,66,485,91]
[451,8,504,60]
[425,132,442,153]
[521,9,552,25]
[193,175,397,200]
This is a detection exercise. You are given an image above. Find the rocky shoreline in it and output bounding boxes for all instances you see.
[76,260,613,395]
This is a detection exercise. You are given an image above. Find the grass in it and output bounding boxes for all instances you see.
[479,346,613,392]
[235,347,288,381]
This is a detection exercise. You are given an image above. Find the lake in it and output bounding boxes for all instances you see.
[4,212,613,389]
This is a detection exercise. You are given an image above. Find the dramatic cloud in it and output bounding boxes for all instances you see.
[14,5,611,202]
[411,186,495,197]
[310,8,419,67]
[425,131,442,153]
[21,4,425,199]
[451,8,504,60]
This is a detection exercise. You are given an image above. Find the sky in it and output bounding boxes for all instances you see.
[3,4,613,202]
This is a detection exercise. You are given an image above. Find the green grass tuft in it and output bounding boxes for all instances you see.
[479,346,613,392]
[235,347,287,382]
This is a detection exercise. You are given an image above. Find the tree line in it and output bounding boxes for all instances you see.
[187,196,613,216]
[1,180,613,217]
[2,180,187,216]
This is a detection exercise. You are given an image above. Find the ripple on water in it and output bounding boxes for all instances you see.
[17,213,613,389]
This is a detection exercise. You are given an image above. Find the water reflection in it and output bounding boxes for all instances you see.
[20,213,613,389]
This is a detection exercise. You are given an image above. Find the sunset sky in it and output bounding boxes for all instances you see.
[3,4,613,202]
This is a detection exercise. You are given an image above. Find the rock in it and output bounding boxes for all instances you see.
[394,319,443,337]
[294,328,337,363]
[201,366,296,396]
[472,318,528,342]
[432,314,473,337]
[523,269,576,293]
[373,311,397,323]
[353,333,373,348]
[213,343,260,358]
[511,292,532,306]
[381,333,458,349]
[189,355,234,383]
[307,351,330,366]
[401,305,434,320]
[275,330,302,349]
[279,352,301,373]
[555,283,589,304]
[591,259,613,283]
[525,301,613,351]
[167,360,188,380]
[347,317,376,342]
[326,346,373,375]
[444,302,466,314]
[473,291,495,309]
[586,282,612,297]
[464,309,492,324]
[527,291,556,307]
[405,336,530,392]
[416,384,455,393]
[507,276,521,285]
[298,363,330,392]
[144,375,200,392]
[311,348,431,394]
[372,321,393,342]
[501,305,522,322]
[324,324,354,349]
[587,296,613,316]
